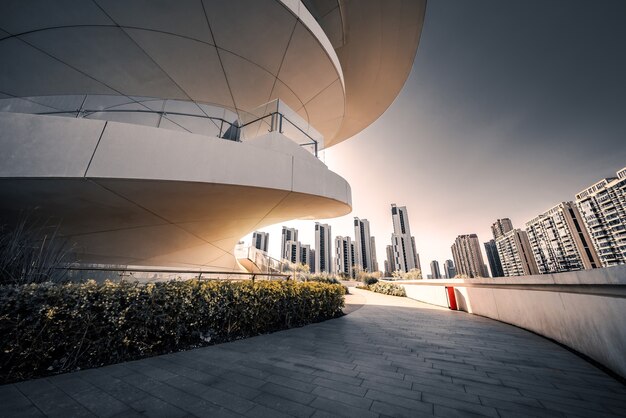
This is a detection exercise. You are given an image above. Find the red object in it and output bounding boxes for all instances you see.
[445,286,457,310]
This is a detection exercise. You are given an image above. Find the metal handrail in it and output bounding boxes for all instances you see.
[237,111,319,156]
[59,266,291,282]
[34,108,319,156]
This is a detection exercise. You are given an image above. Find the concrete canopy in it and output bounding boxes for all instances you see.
[0,1,426,269]
[0,112,351,269]
[0,0,426,146]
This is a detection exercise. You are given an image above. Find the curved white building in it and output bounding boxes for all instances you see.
[0,0,426,270]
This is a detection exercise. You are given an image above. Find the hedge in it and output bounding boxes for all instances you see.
[0,279,345,383]
[358,281,407,297]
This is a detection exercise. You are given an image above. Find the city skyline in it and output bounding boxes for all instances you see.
[245,0,626,267]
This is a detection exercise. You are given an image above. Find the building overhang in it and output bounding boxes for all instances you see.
[0,112,351,269]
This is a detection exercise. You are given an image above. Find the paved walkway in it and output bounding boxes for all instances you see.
[2,288,625,417]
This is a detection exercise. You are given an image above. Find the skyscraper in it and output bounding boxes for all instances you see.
[354,217,373,272]
[315,223,332,273]
[575,166,626,267]
[370,236,379,273]
[451,234,489,278]
[495,229,539,277]
[484,240,504,277]
[335,236,353,278]
[443,259,456,279]
[310,249,316,273]
[491,218,514,240]
[526,202,600,273]
[285,240,301,265]
[430,260,442,279]
[385,245,396,276]
[281,227,298,261]
[252,231,269,253]
[390,204,420,273]
[300,244,312,270]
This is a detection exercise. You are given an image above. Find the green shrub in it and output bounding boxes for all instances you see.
[303,273,341,285]
[0,279,345,383]
[361,276,378,286]
[358,281,406,297]
[370,282,406,296]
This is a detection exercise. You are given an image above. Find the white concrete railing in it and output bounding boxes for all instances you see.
[394,265,626,379]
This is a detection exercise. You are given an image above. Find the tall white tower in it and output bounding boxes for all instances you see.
[390,204,420,273]
[315,223,332,273]
[354,217,372,272]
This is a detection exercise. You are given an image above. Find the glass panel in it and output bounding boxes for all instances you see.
[28,95,85,112]
[85,111,159,128]
[0,97,59,114]
[163,114,222,137]
[164,99,205,116]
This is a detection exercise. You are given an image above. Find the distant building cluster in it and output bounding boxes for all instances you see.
[250,165,626,280]
[250,204,424,278]
[453,165,626,278]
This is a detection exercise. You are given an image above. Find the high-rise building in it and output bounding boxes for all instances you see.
[575,167,626,267]
[385,245,396,276]
[310,249,316,273]
[300,244,312,269]
[315,223,332,273]
[354,217,372,272]
[335,236,353,277]
[281,227,298,261]
[0,2,426,270]
[252,231,269,253]
[370,236,379,272]
[443,259,456,279]
[430,260,442,279]
[491,218,514,240]
[390,204,420,273]
[451,234,489,278]
[526,202,601,274]
[285,240,301,265]
[350,242,356,275]
[495,229,539,277]
[484,240,504,277]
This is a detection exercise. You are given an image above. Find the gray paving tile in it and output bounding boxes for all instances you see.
[311,376,367,397]
[4,288,623,418]
[309,396,378,418]
[311,386,372,410]
[259,382,316,405]
[422,391,499,417]
[253,392,315,418]
[370,399,432,417]
[365,389,432,414]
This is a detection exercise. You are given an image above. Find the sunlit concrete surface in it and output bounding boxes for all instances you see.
[0,112,351,269]
[0,0,426,146]
[3,288,624,417]
[398,264,626,380]
[0,0,426,269]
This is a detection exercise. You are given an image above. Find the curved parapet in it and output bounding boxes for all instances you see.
[0,1,426,269]
[0,0,426,147]
[0,112,351,269]
[0,0,345,145]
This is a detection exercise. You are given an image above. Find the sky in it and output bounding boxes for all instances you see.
[246,0,626,275]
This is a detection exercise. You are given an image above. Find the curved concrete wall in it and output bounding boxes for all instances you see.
[0,112,351,269]
[396,265,626,379]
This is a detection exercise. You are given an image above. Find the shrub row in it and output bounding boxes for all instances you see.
[0,279,345,383]
[358,281,407,297]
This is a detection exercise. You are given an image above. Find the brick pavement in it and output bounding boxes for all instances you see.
[2,287,625,417]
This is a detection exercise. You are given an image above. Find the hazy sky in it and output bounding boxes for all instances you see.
[248,0,626,274]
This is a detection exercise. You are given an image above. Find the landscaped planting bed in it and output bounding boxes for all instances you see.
[358,281,407,297]
[0,279,345,383]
